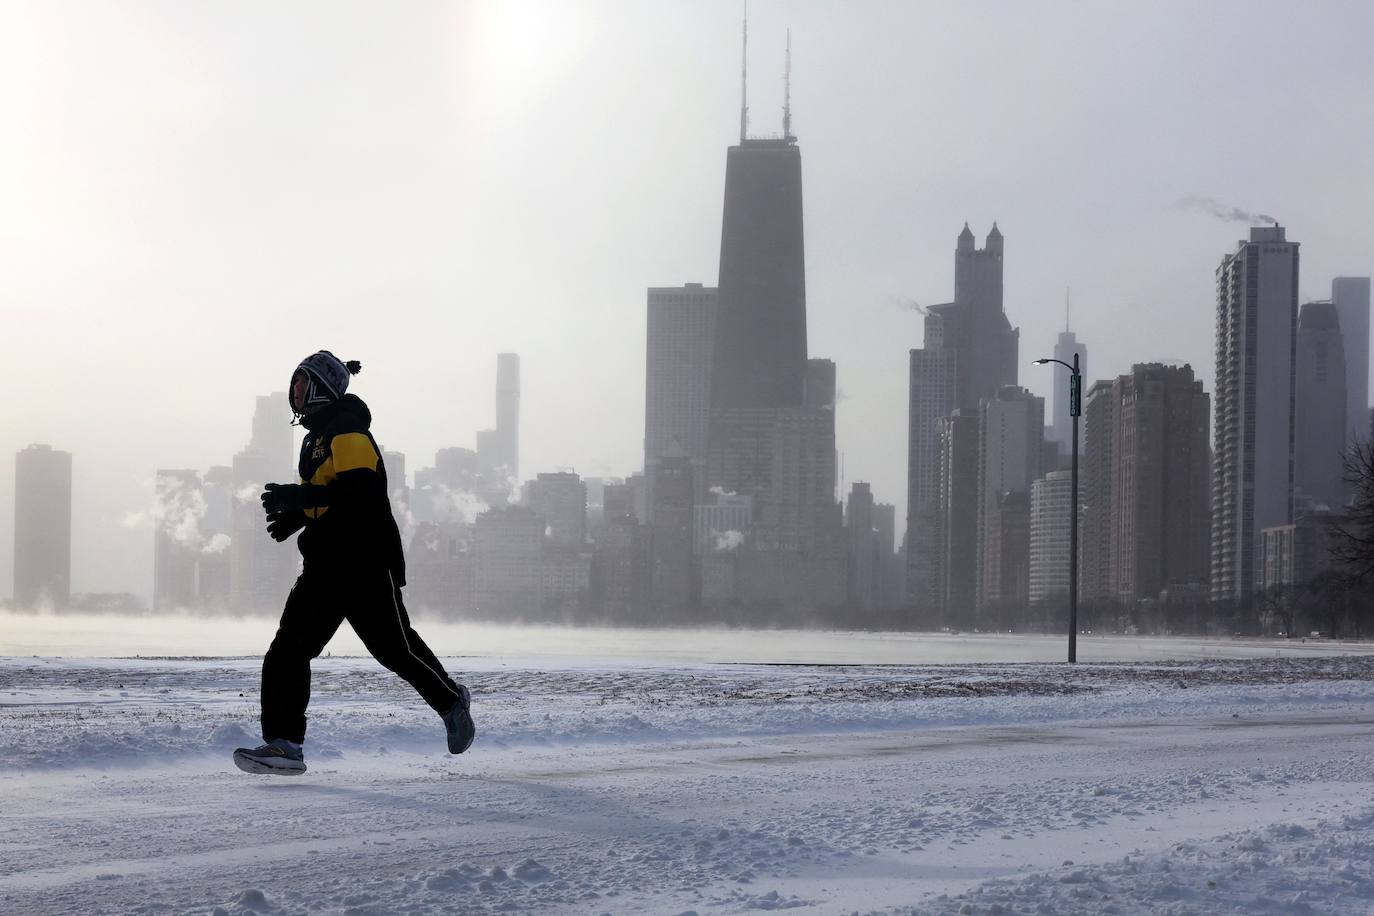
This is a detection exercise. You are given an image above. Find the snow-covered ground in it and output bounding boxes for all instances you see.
[3,648,1374,914]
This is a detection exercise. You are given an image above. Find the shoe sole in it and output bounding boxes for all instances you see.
[233,750,307,776]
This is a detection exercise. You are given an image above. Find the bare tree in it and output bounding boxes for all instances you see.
[1331,439,1374,583]
[1257,584,1295,637]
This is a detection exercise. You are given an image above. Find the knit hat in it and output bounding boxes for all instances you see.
[291,350,361,416]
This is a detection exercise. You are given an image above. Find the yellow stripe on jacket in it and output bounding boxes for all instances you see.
[303,433,380,519]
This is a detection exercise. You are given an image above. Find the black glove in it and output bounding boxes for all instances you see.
[261,483,310,514]
[265,510,306,543]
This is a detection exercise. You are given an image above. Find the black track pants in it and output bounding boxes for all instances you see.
[260,565,463,744]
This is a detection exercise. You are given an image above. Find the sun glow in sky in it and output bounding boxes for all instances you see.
[455,2,593,122]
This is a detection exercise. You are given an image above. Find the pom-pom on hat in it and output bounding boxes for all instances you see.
[291,350,361,415]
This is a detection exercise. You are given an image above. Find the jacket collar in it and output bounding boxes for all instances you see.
[300,394,371,433]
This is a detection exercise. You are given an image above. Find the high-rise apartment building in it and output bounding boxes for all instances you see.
[524,471,587,548]
[590,512,646,623]
[1211,226,1299,602]
[1029,470,1074,605]
[470,501,588,620]
[649,451,696,619]
[645,284,716,519]
[1294,301,1348,511]
[936,408,980,625]
[1261,507,1341,592]
[982,491,1031,624]
[1080,381,1117,602]
[1332,277,1370,446]
[472,506,543,616]
[845,482,878,613]
[905,342,957,611]
[976,386,1043,619]
[1110,364,1211,601]
[873,501,903,610]
[602,483,636,523]
[13,444,72,609]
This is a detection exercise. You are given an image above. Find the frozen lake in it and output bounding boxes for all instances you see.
[2,610,1372,663]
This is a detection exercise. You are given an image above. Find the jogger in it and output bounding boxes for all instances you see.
[233,350,475,776]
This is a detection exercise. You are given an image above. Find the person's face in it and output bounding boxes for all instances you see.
[291,371,309,414]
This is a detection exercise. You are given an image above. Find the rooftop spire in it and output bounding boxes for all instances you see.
[739,2,749,143]
[957,222,974,252]
[1065,287,1071,332]
[782,29,793,142]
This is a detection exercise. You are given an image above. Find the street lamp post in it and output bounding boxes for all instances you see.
[1033,354,1081,664]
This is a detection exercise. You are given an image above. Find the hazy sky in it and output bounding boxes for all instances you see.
[3,0,1373,603]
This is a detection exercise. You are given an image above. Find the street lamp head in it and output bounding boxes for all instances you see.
[1032,358,1050,365]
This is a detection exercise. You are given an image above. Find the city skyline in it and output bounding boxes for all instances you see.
[3,2,1374,602]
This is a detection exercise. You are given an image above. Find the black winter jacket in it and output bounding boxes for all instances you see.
[295,394,407,585]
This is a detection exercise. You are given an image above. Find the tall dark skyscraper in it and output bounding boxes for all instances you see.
[698,31,845,618]
[708,126,809,506]
[906,225,1020,619]
[708,25,808,488]
[952,224,1019,404]
[710,137,807,409]
[713,23,805,414]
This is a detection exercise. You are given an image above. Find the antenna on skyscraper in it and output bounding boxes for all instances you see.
[782,29,793,142]
[1065,287,1071,332]
[740,3,749,142]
